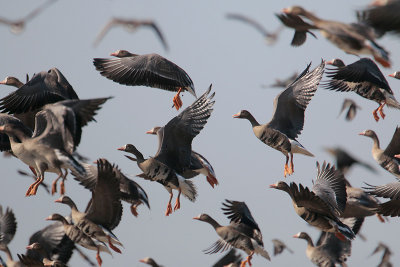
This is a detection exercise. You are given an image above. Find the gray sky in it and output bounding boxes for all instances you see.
[1,0,400,266]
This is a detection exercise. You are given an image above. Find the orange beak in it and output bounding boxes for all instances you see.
[54,197,63,203]
[232,112,240,118]
[117,146,125,151]
[358,132,365,136]
[281,8,290,13]
[389,73,395,78]
[269,184,277,188]
[45,216,52,221]
[193,216,200,220]
[110,52,118,56]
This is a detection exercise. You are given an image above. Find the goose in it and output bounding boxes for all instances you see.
[270,162,354,240]
[325,58,399,121]
[359,128,400,178]
[282,6,390,67]
[145,126,218,188]
[139,257,163,267]
[71,161,149,217]
[233,61,324,177]
[93,18,168,50]
[338,98,361,121]
[0,206,19,267]
[275,12,318,46]
[93,50,195,110]
[265,72,298,89]
[55,159,123,254]
[365,178,400,217]
[226,13,283,45]
[0,0,57,34]
[45,214,111,267]
[0,98,110,196]
[371,242,393,267]
[212,249,242,267]
[118,86,214,215]
[18,242,67,267]
[194,200,270,267]
[271,239,294,256]
[0,76,25,88]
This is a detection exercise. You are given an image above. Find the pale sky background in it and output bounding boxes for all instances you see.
[1,0,400,266]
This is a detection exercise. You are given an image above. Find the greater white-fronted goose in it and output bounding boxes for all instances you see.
[389,71,400,79]
[0,206,18,267]
[226,13,283,45]
[0,76,25,88]
[359,0,400,38]
[212,249,242,267]
[0,97,110,195]
[282,6,391,67]
[338,98,361,121]
[93,18,168,50]
[371,242,393,267]
[55,159,123,254]
[325,58,400,121]
[271,239,293,256]
[71,161,150,217]
[359,128,400,178]
[275,13,318,46]
[233,61,324,177]
[0,0,57,34]
[146,126,218,188]
[264,72,298,89]
[324,147,376,175]
[119,144,197,216]
[25,221,75,266]
[119,86,214,215]
[270,162,355,240]
[365,179,400,217]
[342,186,384,222]
[93,50,195,110]
[18,242,67,267]
[45,214,111,267]
[139,257,163,267]
[194,200,270,267]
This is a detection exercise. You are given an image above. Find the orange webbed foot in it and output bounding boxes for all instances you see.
[96,251,102,267]
[206,175,219,188]
[174,197,181,211]
[372,109,380,122]
[108,236,121,254]
[130,205,139,217]
[165,203,173,216]
[172,88,183,110]
[60,180,65,195]
[376,213,385,223]
[284,164,290,177]
[51,180,57,195]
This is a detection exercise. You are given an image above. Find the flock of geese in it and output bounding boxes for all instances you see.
[1,0,400,266]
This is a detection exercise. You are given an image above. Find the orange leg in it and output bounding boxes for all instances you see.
[206,174,219,188]
[26,176,40,196]
[284,155,290,177]
[335,232,346,242]
[96,248,102,266]
[174,189,181,211]
[130,204,139,217]
[377,101,386,120]
[51,173,62,195]
[376,213,385,223]
[30,175,44,196]
[240,252,254,267]
[165,192,173,216]
[60,169,68,195]
[289,153,294,175]
[372,108,380,122]
[29,166,37,176]
[108,236,121,254]
[172,87,183,110]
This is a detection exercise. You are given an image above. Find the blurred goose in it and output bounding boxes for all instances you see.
[265,72,298,89]
[55,159,123,254]
[270,162,355,241]
[275,13,317,46]
[46,214,111,267]
[71,161,149,217]
[233,61,324,177]
[359,128,400,178]
[93,18,168,50]
[271,239,294,256]
[389,71,400,79]
[146,126,218,188]
[282,6,390,67]
[226,13,283,45]
[194,200,270,267]
[212,249,242,267]
[118,86,214,215]
[0,206,18,267]
[139,257,163,267]
[338,98,361,121]
[0,0,57,34]
[93,50,195,110]
[371,242,393,267]
[359,0,400,38]
[0,98,110,196]
[325,58,399,121]
[324,147,376,175]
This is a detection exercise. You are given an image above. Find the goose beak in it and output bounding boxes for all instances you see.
[26,244,34,250]
[358,132,365,136]
[395,154,400,159]
[110,52,118,56]
[45,216,52,221]
[232,112,240,118]
[146,130,154,134]
[0,126,4,131]
[0,79,6,84]
[269,183,277,188]
[389,73,395,78]
[281,8,289,13]
[54,197,63,203]
[117,146,125,151]
[193,216,200,220]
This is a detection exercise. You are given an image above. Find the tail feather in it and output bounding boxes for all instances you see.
[290,140,314,157]
[177,175,197,202]
[252,240,271,261]
[336,220,355,240]
[55,150,86,176]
